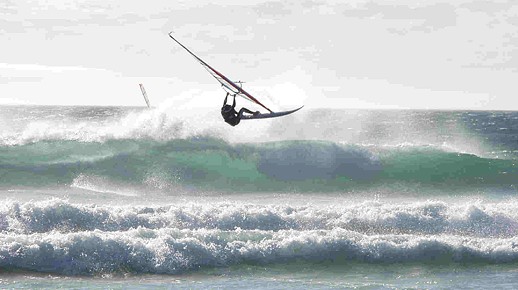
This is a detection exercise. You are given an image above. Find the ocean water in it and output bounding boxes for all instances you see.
[1,105,518,289]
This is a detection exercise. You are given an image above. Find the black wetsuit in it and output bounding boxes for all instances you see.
[221,93,256,126]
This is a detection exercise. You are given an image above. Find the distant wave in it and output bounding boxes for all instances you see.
[0,138,516,191]
[2,199,518,275]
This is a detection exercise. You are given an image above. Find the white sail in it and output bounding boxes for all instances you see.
[139,83,151,108]
[168,32,273,113]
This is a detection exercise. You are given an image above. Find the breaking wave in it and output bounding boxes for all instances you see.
[2,199,518,275]
[0,138,516,191]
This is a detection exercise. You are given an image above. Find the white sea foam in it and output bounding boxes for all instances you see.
[1,199,518,274]
[3,199,518,237]
[1,225,518,275]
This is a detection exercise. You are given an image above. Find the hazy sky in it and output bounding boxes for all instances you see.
[1,0,517,110]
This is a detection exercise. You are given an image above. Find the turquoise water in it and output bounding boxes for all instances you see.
[1,106,518,288]
[3,264,518,289]
[2,138,516,191]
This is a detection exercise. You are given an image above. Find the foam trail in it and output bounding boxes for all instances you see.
[71,174,139,197]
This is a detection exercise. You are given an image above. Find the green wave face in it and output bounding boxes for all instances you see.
[1,138,517,192]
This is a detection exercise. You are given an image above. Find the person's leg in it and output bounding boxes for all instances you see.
[238,107,259,117]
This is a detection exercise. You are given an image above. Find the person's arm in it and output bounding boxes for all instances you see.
[223,93,229,106]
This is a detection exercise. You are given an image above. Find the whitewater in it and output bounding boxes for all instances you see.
[1,105,518,288]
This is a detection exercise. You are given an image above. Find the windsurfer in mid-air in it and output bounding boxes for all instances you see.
[168,32,303,123]
[221,93,259,126]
